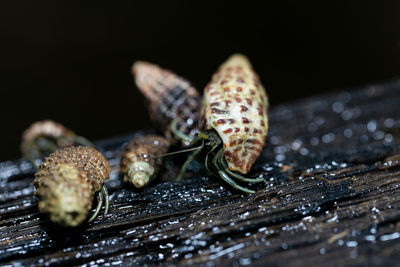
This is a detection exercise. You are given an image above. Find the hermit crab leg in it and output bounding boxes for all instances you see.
[171,118,194,144]
[102,185,109,214]
[88,189,104,223]
[204,149,214,175]
[211,152,255,194]
[176,141,204,181]
[204,136,222,175]
[216,149,264,183]
[88,185,109,223]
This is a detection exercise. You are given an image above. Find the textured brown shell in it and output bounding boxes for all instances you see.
[34,147,110,226]
[33,164,93,227]
[132,61,201,146]
[37,146,111,192]
[21,120,75,154]
[120,135,169,186]
[201,54,269,174]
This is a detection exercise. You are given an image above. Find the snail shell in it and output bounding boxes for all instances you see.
[120,135,169,188]
[34,146,111,227]
[201,54,269,174]
[132,61,201,147]
[21,120,75,156]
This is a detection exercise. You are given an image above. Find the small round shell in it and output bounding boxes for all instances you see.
[132,61,201,146]
[120,135,169,188]
[201,54,269,174]
[34,146,111,227]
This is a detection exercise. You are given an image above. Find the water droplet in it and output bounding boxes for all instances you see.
[322,133,335,143]
[384,118,395,128]
[367,120,377,132]
[343,129,353,138]
[346,241,358,247]
[310,137,319,146]
[341,110,353,120]
[332,102,344,113]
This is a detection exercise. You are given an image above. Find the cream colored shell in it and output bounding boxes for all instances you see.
[202,54,269,174]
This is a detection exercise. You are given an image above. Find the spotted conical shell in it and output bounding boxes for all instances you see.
[201,54,269,174]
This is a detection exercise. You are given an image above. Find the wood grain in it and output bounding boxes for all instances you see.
[1,81,400,266]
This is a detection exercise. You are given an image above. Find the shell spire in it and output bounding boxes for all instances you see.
[201,54,269,174]
[132,61,201,147]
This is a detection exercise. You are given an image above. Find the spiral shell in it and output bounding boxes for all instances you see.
[120,135,169,188]
[21,120,75,155]
[201,54,269,174]
[132,61,201,146]
[34,146,111,227]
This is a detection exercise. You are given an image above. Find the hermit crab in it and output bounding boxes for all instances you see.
[21,120,93,167]
[132,54,268,193]
[120,135,169,188]
[177,54,269,193]
[34,146,111,227]
[132,61,201,147]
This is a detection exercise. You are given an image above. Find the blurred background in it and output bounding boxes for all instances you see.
[1,1,400,161]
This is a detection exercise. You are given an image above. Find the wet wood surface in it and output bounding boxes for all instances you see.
[1,81,400,266]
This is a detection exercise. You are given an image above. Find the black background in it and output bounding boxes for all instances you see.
[1,1,400,161]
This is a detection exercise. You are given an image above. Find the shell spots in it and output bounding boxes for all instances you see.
[210,91,220,96]
[240,105,248,112]
[229,138,245,147]
[201,54,269,174]
[210,102,220,107]
[211,108,228,115]
[246,139,262,145]
[242,117,251,124]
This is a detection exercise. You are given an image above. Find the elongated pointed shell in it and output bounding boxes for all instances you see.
[201,54,269,174]
[132,61,201,146]
[34,147,111,227]
[120,135,169,188]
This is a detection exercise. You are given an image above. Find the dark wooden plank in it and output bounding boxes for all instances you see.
[1,81,400,266]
